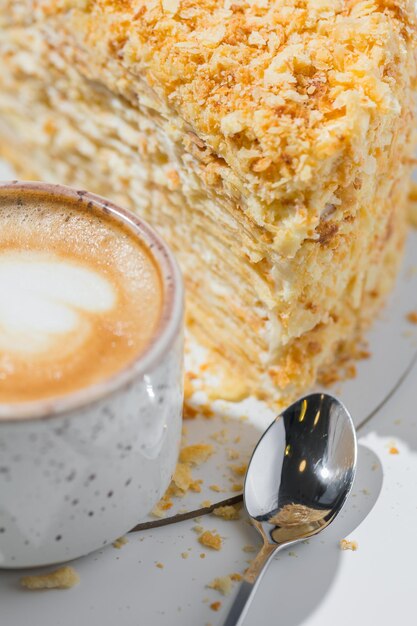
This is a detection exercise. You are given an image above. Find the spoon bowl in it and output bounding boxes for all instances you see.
[245,392,356,545]
[224,393,357,626]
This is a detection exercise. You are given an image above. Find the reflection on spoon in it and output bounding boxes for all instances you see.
[223,393,357,625]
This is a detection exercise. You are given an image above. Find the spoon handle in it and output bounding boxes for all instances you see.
[222,542,277,626]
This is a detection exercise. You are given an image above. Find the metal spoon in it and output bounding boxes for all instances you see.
[223,393,357,626]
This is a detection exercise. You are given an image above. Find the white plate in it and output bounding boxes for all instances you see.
[1,159,417,625]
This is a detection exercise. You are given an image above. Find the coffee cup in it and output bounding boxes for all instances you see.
[0,181,183,568]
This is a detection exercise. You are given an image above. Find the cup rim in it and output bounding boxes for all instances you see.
[0,180,183,422]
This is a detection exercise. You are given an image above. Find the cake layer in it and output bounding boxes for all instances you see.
[0,1,416,402]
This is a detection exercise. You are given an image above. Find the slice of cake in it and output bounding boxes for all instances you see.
[1,1,416,403]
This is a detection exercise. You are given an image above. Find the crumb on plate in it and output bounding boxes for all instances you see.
[112,536,128,549]
[210,429,229,444]
[183,402,198,420]
[339,539,358,551]
[179,443,214,465]
[212,504,241,521]
[208,573,243,596]
[406,311,417,324]
[193,525,205,534]
[199,530,222,551]
[20,566,79,590]
[208,576,233,596]
[229,463,248,477]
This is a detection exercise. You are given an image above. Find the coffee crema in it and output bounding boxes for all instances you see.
[0,193,163,404]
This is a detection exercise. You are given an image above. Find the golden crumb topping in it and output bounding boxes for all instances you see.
[35,1,417,219]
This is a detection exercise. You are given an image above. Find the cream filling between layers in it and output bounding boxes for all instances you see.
[0,22,414,390]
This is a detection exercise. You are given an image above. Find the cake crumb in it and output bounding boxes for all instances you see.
[153,454,205,514]
[209,484,222,493]
[207,572,243,596]
[345,364,357,379]
[180,444,214,465]
[172,462,202,494]
[199,531,222,551]
[208,576,233,596]
[184,372,195,400]
[406,311,417,324]
[193,525,205,534]
[200,404,214,419]
[20,566,79,590]
[213,504,241,521]
[408,182,417,227]
[227,449,240,460]
[112,536,128,549]
[339,539,358,551]
[201,500,212,508]
[151,496,173,518]
[181,552,189,559]
[389,446,399,455]
[183,402,198,420]
[200,553,206,559]
[210,601,222,612]
[210,429,229,444]
[229,463,247,477]
[231,483,243,492]
[155,562,164,569]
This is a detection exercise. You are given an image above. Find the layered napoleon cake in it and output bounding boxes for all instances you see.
[0,1,416,403]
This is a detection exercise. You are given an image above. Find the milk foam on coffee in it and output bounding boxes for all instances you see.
[0,194,163,404]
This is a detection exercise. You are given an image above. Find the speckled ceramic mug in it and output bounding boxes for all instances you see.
[0,182,183,568]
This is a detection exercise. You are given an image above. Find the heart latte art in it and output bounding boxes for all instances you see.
[0,195,163,404]
[0,251,116,355]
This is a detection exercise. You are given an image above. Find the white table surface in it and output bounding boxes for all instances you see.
[1,160,417,625]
